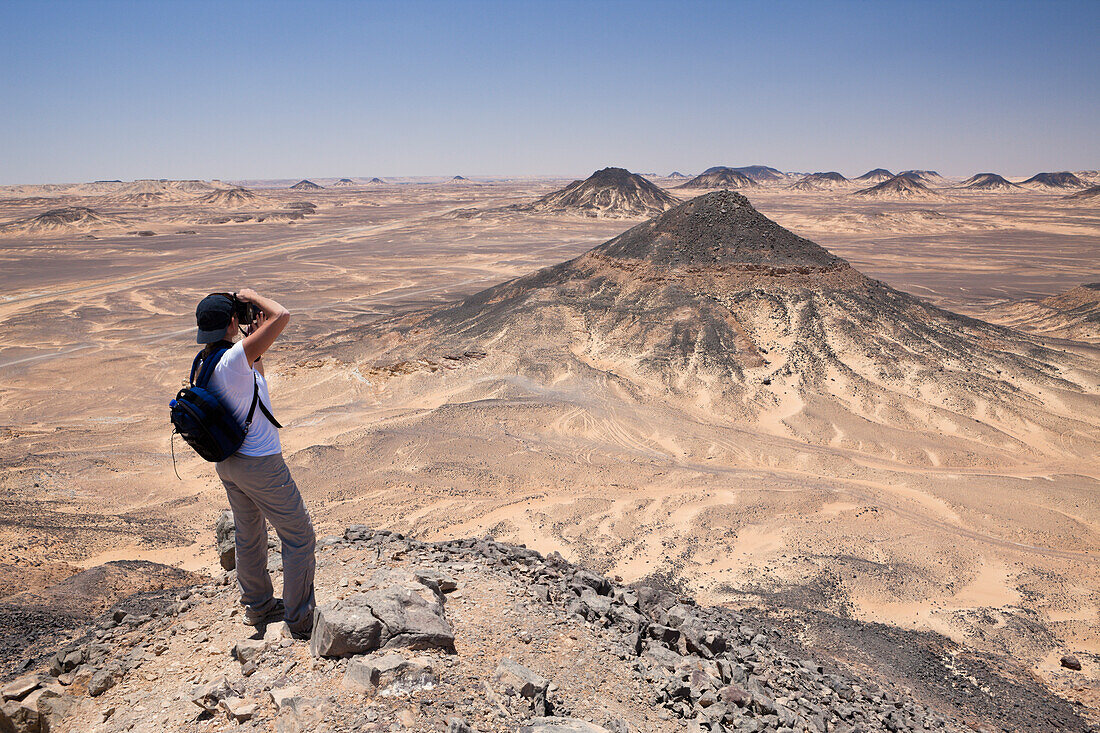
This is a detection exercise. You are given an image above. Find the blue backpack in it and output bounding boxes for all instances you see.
[169,343,282,466]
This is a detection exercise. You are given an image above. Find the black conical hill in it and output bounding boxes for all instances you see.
[594,190,845,271]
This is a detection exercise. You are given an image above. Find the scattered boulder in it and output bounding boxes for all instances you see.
[1,674,43,701]
[342,652,436,696]
[310,583,454,658]
[267,685,300,711]
[1061,654,1082,671]
[87,664,123,697]
[493,658,549,699]
[191,676,242,712]
[219,696,257,722]
[231,638,268,665]
[47,648,82,677]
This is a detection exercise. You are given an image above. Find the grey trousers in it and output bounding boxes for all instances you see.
[215,452,316,633]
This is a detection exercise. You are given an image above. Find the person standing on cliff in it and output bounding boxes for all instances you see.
[194,288,315,636]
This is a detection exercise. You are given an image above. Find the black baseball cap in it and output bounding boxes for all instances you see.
[195,293,234,344]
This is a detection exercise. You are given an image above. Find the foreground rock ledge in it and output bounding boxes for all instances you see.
[0,524,1091,732]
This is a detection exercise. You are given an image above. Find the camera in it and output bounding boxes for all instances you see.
[231,293,257,325]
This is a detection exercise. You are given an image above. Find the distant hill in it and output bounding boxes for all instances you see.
[667,172,688,179]
[789,172,849,191]
[368,177,385,184]
[702,165,785,182]
[0,206,122,235]
[197,187,260,207]
[853,168,893,183]
[1021,172,1087,189]
[677,167,760,190]
[332,178,358,187]
[960,173,1022,191]
[987,282,1100,343]
[1064,184,1100,201]
[853,174,938,199]
[512,167,679,218]
[291,180,324,190]
[898,170,943,184]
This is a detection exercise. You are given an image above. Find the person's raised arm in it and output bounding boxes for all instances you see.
[236,288,290,365]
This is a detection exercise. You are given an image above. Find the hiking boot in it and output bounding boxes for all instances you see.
[244,598,284,626]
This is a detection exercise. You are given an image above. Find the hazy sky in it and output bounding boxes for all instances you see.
[2,0,1097,184]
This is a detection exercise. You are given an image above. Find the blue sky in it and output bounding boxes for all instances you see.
[1,0,1097,184]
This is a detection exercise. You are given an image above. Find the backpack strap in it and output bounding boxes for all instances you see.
[188,351,205,386]
[245,373,284,430]
[194,347,230,388]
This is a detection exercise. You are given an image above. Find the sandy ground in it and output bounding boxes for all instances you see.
[0,177,1097,713]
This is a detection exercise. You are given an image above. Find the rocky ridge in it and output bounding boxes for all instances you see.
[5,525,1091,732]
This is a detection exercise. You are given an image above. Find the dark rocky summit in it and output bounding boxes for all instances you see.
[290,179,324,190]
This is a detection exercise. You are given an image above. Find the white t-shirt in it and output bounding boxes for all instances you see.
[208,341,281,457]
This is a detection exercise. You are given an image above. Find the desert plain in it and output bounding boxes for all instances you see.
[0,170,1097,720]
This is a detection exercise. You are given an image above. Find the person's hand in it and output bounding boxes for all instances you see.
[236,288,259,303]
[247,308,267,335]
